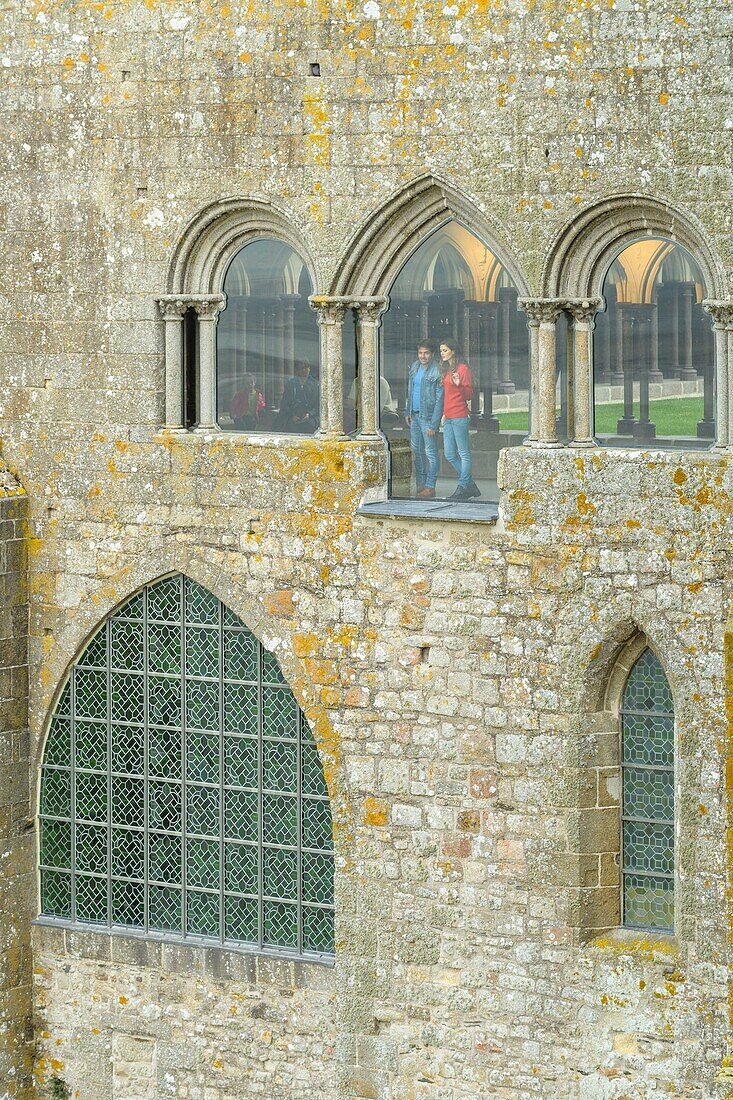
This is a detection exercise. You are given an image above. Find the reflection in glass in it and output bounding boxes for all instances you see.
[380,222,529,501]
[216,239,321,434]
[594,239,715,448]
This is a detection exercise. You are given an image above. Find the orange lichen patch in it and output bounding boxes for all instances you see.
[118,996,128,1005]
[626,518,641,529]
[51,1059,64,1071]
[263,589,296,619]
[362,796,388,827]
[576,491,596,515]
[659,92,670,104]
[699,804,708,815]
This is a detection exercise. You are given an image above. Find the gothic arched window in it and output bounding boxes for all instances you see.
[620,648,674,932]
[39,575,335,959]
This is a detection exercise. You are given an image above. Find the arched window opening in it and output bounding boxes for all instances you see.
[594,238,715,449]
[216,240,322,435]
[39,575,335,960]
[380,222,529,502]
[621,648,674,932]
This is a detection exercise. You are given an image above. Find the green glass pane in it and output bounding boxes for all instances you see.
[186,838,220,890]
[113,591,144,621]
[110,620,144,672]
[146,576,181,623]
[76,772,107,822]
[75,720,107,772]
[622,712,674,768]
[224,842,258,894]
[302,851,334,905]
[223,790,258,842]
[55,681,72,718]
[224,736,258,789]
[148,677,181,728]
[623,821,674,876]
[75,823,108,874]
[149,832,182,884]
[302,797,333,852]
[262,739,297,793]
[111,673,144,723]
[111,879,144,926]
[185,626,220,679]
[262,687,298,739]
[222,603,243,628]
[149,885,182,933]
[111,828,144,879]
[186,784,219,837]
[184,579,219,625]
[302,906,334,954]
[75,874,108,923]
[224,895,258,943]
[623,766,674,822]
[111,724,144,775]
[41,869,72,918]
[186,890,220,937]
[78,628,107,669]
[41,769,72,818]
[148,624,181,675]
[624,873,674,931]
[40,819,72,869]
[148,727,182,779]
[111,776,144,829]
[185,680,219,731]
[74,668,107,721]
[223,684,258,736]
[262,649,286,685]
[263,794,297,847]
[301,741,328,798]
[186,732,220,784]
[263,847,297,901]
[149,781,182,832]
[44,717,71,767]
[622,650,673,713]
[223,629,258,682]
[263,900,297,948]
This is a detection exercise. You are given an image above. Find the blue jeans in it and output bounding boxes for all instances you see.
[443,416,472,488]
[409,415,440,489]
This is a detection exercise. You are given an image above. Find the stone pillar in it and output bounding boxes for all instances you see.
[633,306,657,443]
[565,298,602,447]
[309,296,349,439]
[649,300,664,382]
[703,301,733,450]
[518,299,564,446]
[496,287,516,395]
[190,296,226,430]
[679,282,697,380]
[155,296,189,430]
[617,307,636,435]
[352,297,388,440]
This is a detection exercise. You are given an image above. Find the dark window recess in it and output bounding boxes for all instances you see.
[184,308,198,429]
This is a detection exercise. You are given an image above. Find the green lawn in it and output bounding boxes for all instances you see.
[496,396,706,437]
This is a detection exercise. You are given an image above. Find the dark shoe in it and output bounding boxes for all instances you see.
[417,486,436,499]
[448,486,471,500]
[467,480,481,498]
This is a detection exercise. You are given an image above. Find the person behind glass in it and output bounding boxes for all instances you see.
[229,374,266,431]
[439,339,481,500]
[277,359,320,434]
[405,340,444,499]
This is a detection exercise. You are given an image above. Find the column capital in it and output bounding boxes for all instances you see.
[155,294,191,320]
[563,297,604,325]
[702,299,733,328]
[308,295,350,324]
[518,297,565,325]
[350,296,389,324]
[190,294,227,322]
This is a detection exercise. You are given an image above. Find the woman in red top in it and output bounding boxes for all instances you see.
[439,339,481,500]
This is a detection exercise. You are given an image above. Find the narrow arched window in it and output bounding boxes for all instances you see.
[621,648,674,932]
[39,575,335,959]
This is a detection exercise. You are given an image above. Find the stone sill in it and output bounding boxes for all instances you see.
[357,499,499,523]
[32,920,335,989]
[584,927,679,964]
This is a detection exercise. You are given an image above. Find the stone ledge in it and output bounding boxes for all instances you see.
[357,499,499,523]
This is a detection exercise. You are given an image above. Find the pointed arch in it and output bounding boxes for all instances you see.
[330,173,531,298]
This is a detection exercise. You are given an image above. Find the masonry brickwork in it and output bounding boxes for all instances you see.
[1,1,733,1098]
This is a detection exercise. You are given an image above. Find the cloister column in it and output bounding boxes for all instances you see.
[565,298,602,447]
[497,287,516,394]
[518,299,564,446]
[352,297,388,440]
[679,282,697,381]
[309,296,349,439]
[155,295,190,430]
[192,295,227,430]
[703,300,733,450]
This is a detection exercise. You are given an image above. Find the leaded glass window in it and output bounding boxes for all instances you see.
[621,648,674,932]
[39,575,335,959]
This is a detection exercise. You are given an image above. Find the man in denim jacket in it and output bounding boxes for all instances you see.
[404,340,444,499]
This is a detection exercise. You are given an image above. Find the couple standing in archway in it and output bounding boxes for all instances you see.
[404,338,481,501]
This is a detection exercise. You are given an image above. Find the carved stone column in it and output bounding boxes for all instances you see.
[191,295,226,430]
[519,299,564,446]
[155,295,190,430]
[352,297,388,440]
[702,300,733,449]
[309,296,349,439]
[497,287,516,394]
[565,298,602,447]
[679,282,697,380]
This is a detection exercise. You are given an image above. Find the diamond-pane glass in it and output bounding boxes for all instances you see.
[39,574,334,957]
[621,649,674,932]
